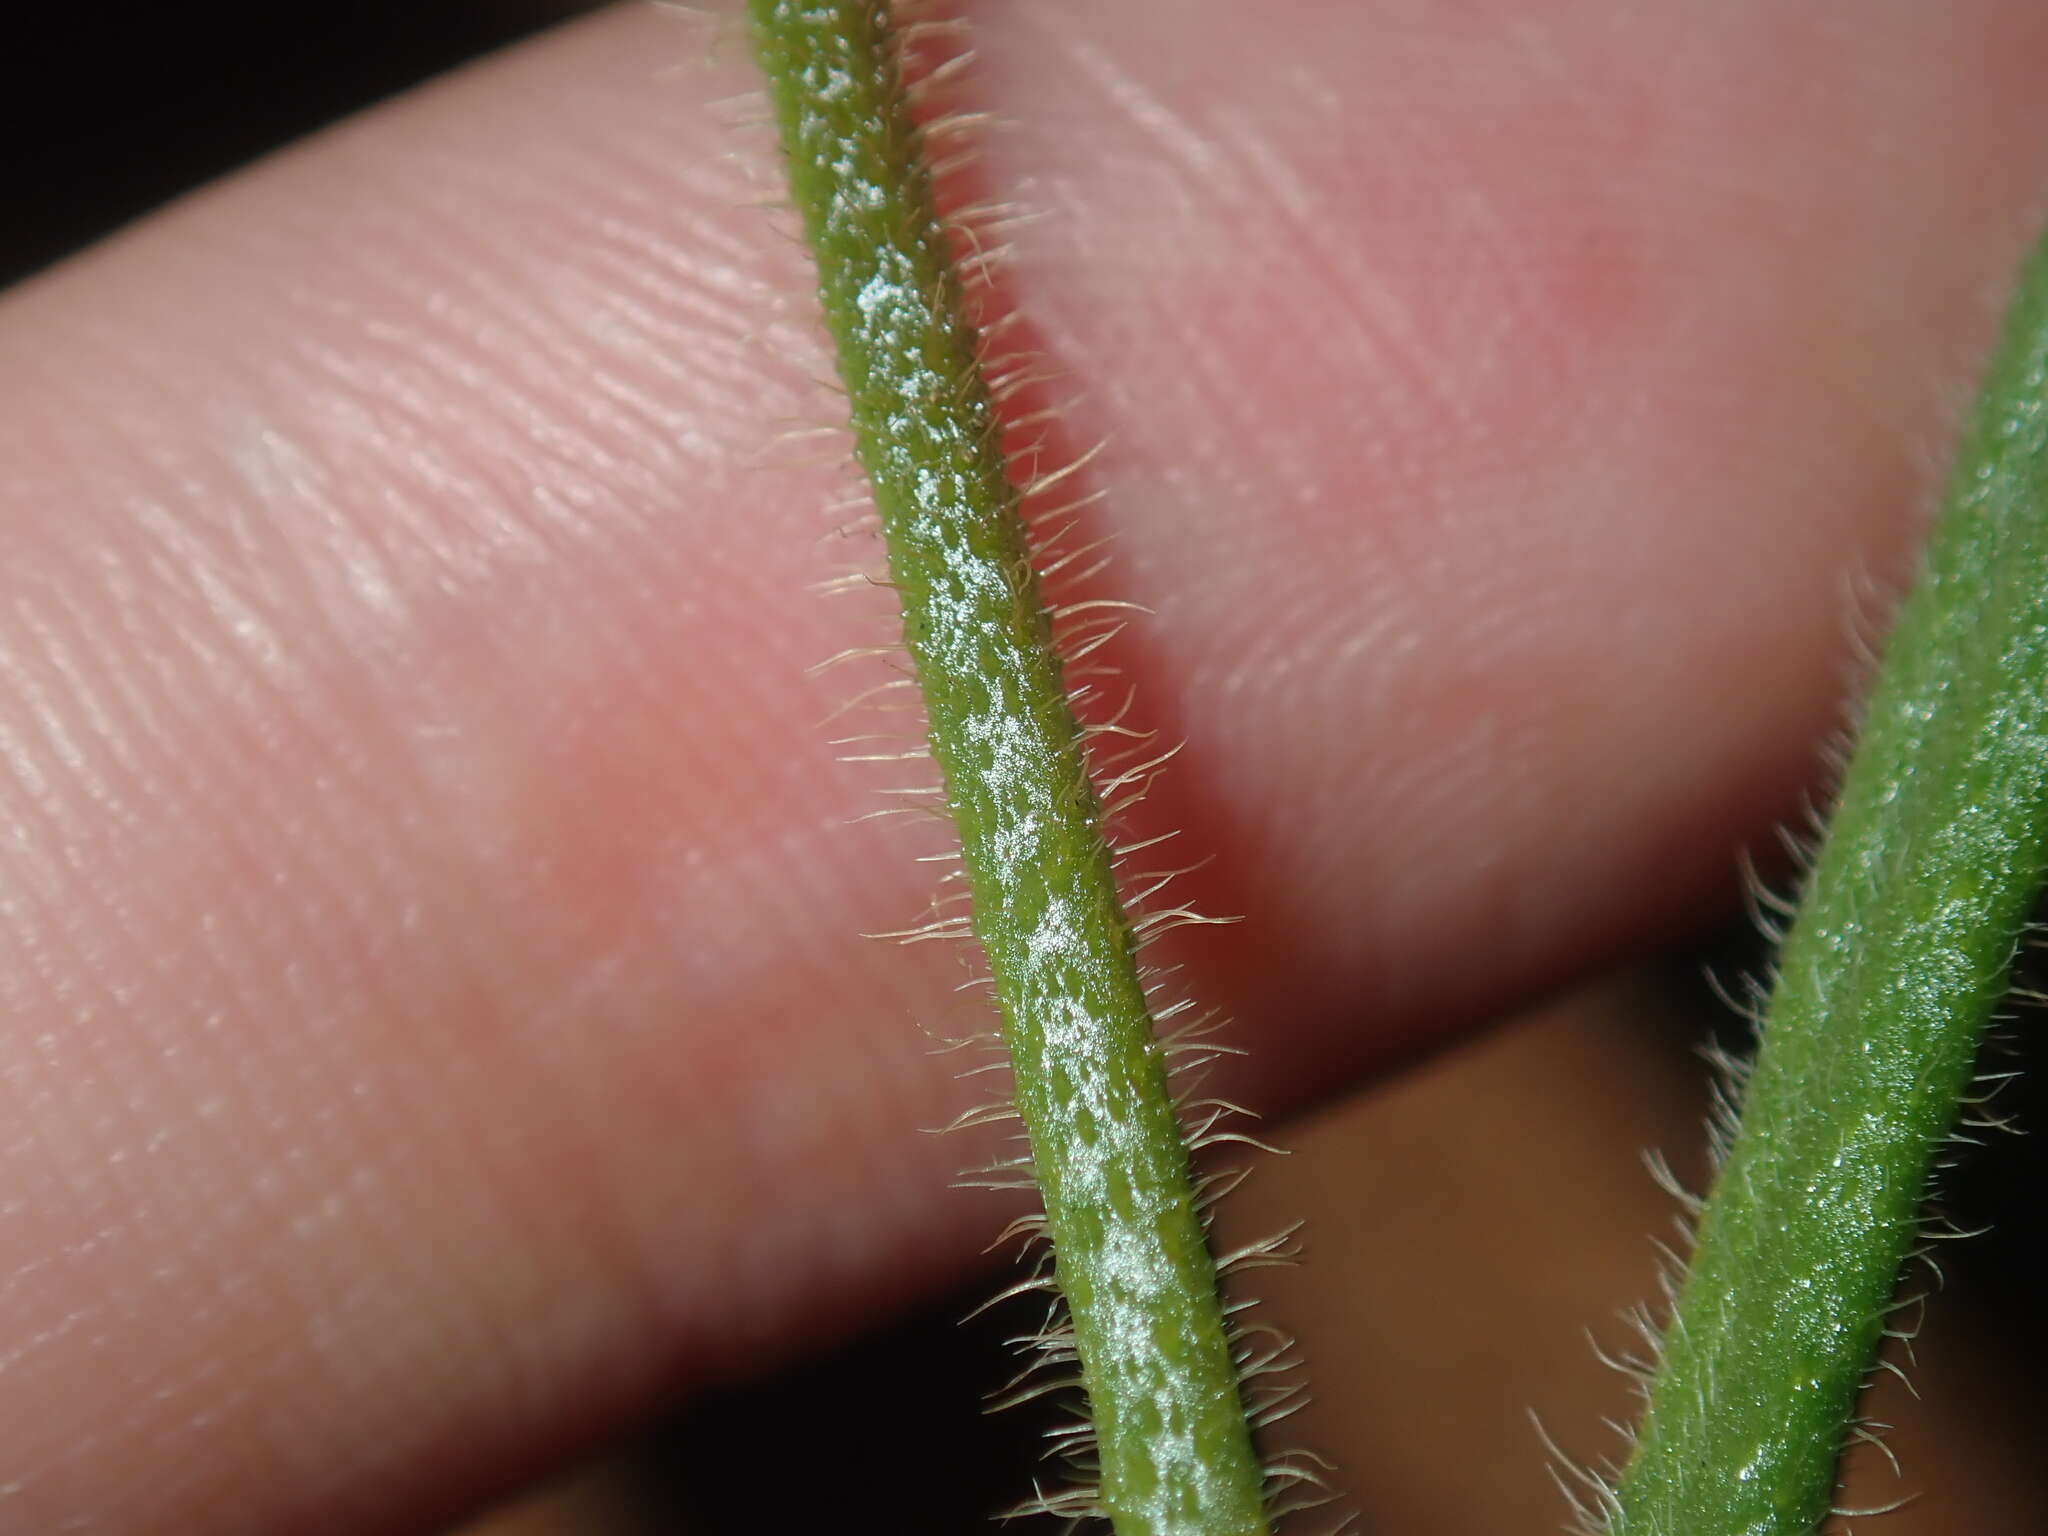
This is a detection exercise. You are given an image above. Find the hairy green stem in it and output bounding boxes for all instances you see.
[746,5,1270,1534]
[1607,228,2048,1533]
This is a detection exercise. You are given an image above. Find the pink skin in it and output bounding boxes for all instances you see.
[2,2,2046,1531]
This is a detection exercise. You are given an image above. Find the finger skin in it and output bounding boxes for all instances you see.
[2,3,2046,1532]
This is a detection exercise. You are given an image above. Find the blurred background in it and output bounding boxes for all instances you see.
[2,0,593,287]
[8,5,2048,1533]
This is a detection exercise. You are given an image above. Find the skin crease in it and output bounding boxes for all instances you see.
[3,2,2048,1532]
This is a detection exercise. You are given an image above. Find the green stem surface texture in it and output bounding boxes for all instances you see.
[746,5,1271,1534]
[1609,228,2048,1533]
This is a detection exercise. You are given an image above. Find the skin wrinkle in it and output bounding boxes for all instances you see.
[0,3,2043,1533]
[999,9,1802,987]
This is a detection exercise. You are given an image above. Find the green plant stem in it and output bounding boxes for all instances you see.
[1608,228,2048,1534]
[746,5,1270,1534]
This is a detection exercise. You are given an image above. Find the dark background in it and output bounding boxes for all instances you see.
[2,0,594,287]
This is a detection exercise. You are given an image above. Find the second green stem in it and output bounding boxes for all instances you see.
[1608,226,2048,1533]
